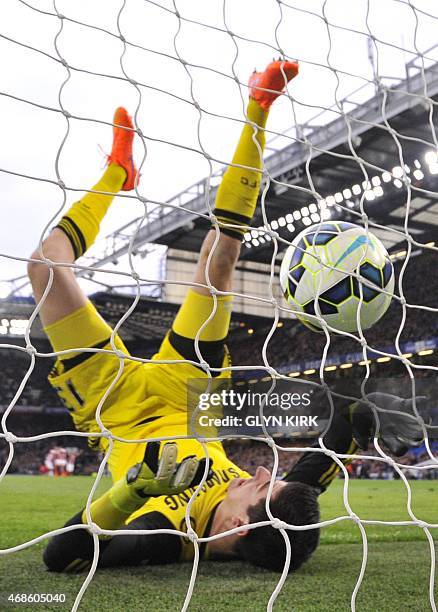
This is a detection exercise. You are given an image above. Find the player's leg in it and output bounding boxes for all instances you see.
[27,165,125,329]
[27,165,123,363]
[27,107,136,331]
[27,107,139,437]
[151,61,299,391]
[193,60,299,295]
[172,61,299,345]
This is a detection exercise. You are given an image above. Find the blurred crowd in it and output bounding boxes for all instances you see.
[0,411,101,475]
[0,249,436,478]
[223,439,304,476]
[2,408,436,479]
[230,249,438,369]
[0,352,58,408]
[347,444,438,480]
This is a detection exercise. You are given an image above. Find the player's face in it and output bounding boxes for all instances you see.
[225,466,287,520]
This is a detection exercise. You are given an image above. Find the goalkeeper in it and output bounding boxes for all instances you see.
[28,61,423,574]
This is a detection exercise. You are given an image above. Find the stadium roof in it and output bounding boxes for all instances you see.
[90,55,438,268]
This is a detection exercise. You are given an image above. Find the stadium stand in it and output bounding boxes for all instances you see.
[231,248,437,370]
[0,409,101,476]
[1,248,436,476]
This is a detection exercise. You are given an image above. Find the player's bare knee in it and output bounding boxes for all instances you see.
[211,244,239,274]
[28,235,73,283]
[27,248,50,284]
[27,249,66,297]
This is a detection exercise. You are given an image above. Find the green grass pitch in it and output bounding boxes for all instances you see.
[0,476,437,611]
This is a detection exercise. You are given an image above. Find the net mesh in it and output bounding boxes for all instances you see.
[0,1,437,610]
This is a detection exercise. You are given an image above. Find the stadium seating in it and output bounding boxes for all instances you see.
[1,249,436,475]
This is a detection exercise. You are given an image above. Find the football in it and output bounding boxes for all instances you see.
[279,221,395,332]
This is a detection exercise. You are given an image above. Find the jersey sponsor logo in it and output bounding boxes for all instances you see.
[164,467,241,511]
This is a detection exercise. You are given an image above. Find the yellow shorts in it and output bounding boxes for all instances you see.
[46,292,233,481]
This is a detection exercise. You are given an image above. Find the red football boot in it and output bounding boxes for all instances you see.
[107,107,139,191]
[249,60,299,111]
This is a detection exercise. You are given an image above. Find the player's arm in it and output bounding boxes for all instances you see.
[43,442,210,572]
[86,442,208,530]
[283,407,356,493]
[43,510,181,572]
[346,391,426,456]
[283,392,425,493]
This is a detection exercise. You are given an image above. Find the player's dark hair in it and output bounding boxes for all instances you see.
[235,481,320,572]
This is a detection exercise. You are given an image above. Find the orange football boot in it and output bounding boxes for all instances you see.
[107,107,139,191]
[249,60,299,111]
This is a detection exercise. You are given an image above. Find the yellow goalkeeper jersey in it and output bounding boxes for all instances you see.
[48,315,250,561]
[127,420,250,561]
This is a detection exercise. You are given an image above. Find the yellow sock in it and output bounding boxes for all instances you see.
[172,289,233,341]
[213,98,268,239]
[56,164,126,258]
[81,488,132,532]
[44,301,111,353]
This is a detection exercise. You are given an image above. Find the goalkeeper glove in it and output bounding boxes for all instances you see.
[109,442,212,514]
[349,392,427,456]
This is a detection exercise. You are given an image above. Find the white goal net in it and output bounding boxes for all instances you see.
[0,1,437,611]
